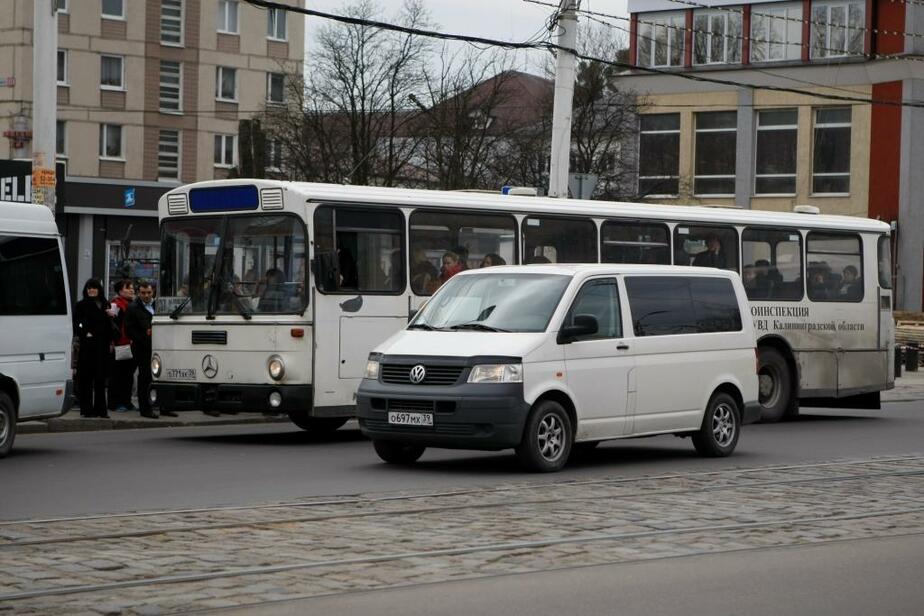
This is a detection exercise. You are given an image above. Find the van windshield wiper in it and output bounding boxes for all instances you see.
[407,323,436,330]
[169,296,192,320]
[449,323,509,332]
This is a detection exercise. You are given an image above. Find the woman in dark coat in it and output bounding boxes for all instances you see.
[73,279,113,418]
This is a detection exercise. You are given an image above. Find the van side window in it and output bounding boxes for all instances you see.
[806,232,863,302]
[673,225,739,272]
[314,206,405,294]
[0,235,67,315]
[565,279,621,340]
[741,228,803,301]
[523,216,597,264]
[625,276,741,337]
[601,221,670,265]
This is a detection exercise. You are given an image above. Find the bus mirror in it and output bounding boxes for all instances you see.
[313,252,340,290]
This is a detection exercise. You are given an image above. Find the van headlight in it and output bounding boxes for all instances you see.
[268,355,285,380]
[468,363,523,384]
[151,354,162,378]
[364,359,380,379]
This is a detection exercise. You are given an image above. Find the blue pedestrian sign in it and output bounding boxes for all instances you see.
[124,187,135,208]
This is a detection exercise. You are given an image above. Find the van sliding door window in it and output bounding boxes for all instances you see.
[523,216,597,264]
[673,225,739,272]
[0,235,67,315]
[314,206,405,294]
[601,221,670,265]
[625,276,742,337]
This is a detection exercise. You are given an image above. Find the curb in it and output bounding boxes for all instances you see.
[19,414,292,435]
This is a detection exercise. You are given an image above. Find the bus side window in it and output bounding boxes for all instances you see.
[673,225,739,272]
[523,216,597,264]
[741,228,803,301]
[806,232,863,302]
[601,220,670,265]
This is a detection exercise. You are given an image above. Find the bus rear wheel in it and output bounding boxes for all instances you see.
[287,411,348,434]
[757,347,793,423]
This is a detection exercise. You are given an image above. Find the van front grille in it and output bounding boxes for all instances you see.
[380,364,465,385]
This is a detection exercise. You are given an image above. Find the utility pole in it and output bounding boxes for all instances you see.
[547,0,579,199]
[32,0,58,213]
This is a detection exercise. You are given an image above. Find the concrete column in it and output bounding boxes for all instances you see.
[898,78,924,312]
[735,88,755,209]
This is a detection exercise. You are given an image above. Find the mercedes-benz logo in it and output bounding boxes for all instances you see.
[409,364,426,384]
[202,355,219,379]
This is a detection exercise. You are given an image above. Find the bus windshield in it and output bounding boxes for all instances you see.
[158,214,307,316]
[411,273,570,333]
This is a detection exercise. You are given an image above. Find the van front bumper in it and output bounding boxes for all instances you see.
[151,382,312,414]
[356,379,530,450]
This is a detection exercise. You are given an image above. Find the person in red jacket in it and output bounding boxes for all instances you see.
[108,279,136,412]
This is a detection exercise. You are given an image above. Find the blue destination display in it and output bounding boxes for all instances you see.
[189,185,259,212]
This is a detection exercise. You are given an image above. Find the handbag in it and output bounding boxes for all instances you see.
[114,343,133,361]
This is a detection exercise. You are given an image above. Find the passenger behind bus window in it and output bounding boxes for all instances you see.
[742,265,756,291]
[808,268,830,300]
[259,268,287,312]
[453,246,470,270]
[411,248,439,294]
[480,253,506,268]
[693,234,726,269]
[839,265,862,300]
[440,251,463,283]
[338,246,358,289]
[529,255,551,264]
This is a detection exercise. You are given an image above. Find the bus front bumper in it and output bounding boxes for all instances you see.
[150,382,312,415]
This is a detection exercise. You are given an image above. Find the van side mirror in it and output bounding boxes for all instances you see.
[558,314,598,344]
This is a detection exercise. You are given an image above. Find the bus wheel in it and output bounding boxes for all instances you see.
[757,347,792,423]
[515,400,572,472]
[0,392,16,459]
[692,392,740,457]
[287,412,348,434]
[373,440,426,465]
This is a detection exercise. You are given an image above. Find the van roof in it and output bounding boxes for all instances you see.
[456,264,739,278]
[0,201,59,236]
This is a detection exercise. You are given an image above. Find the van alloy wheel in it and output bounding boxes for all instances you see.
[0,392,16,458]
[711,401,736,448]
[515,400,572,472]
[692,391,740,458]
[537,414,565,462]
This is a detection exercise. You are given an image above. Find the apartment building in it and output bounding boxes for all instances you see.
[0,0,304,295]
[619,0,924,311]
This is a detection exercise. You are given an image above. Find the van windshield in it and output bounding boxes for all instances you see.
[411,273,570,333]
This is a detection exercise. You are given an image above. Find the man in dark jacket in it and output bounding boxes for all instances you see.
[125,282,169,418]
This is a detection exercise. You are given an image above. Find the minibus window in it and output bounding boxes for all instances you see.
[523,216,597,264]
[0,235,67,316]
[566,279,622,339]
[806,232,863,302]
[625,276,741,336]
[878,236,892,289]
[673,225,739,272]
[741,228,803,301]
[601,221,670,265]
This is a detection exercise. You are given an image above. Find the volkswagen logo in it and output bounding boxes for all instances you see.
[409,364,427,384]
[202,355,219,379]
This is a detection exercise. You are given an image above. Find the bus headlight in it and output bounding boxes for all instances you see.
[364,359,380,379]
[151,354,162,378]
[268,355,285,381]
[468,363,523,384]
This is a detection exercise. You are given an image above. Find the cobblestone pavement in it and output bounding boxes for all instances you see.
[1,454,923,614]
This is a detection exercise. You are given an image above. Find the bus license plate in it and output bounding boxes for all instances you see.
[388,411,433,427]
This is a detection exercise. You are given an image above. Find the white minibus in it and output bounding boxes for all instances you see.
[356,264,760,472]
[0,201,73,457]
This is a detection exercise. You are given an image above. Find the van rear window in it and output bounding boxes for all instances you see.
[0,235,67,316]
[625,276,741,336]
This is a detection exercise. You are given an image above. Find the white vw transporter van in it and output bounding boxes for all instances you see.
[357,265,760,472]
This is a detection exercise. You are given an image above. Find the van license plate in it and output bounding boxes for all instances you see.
[388,411,433,427]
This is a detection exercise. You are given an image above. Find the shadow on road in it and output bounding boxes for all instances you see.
[171,428,368,446]
[781,412,880,423]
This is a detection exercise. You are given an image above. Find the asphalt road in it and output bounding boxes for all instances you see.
[2,400,922,521]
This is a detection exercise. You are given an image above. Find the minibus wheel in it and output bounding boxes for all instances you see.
[515,400,573,472]
[692,392,740,457]
[757,347,791,423]
[0,392,16,459]
[287,412,348,434]
[373,440,426,465]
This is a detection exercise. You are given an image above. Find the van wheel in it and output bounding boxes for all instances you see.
[515,400,572,472]
[692,392,740,457]
[757,347,792,423]
[287,412,348,434]
[0,392,16,459]
[373,440,426,465]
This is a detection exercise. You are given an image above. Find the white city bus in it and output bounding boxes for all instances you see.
[151,180,893,431]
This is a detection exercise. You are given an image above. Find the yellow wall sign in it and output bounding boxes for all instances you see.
[32,167,56,188]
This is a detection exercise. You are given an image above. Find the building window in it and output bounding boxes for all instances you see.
[267,8,287,40]
[266,73,285,104]
[811,1,865,58]
[160,0,183,46]
[55,0,68,14]
[214,134,236,167]
[56,121,66,157]
[638,113,680,197]
[812,107,851,194]
[694,111,737,196]
[101,0,124,19]
[99,124,123,159]
[158,130,180,180]
[100,54,124,90]
[159,61,182,112]
[56,50,68,85]
[218,0,239,34]
[215,66,237,101]
[266,140,282,171]
[755,109,798,195]
[636,12,685,67]
[693,9,743,65]
[750,2,802,62]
